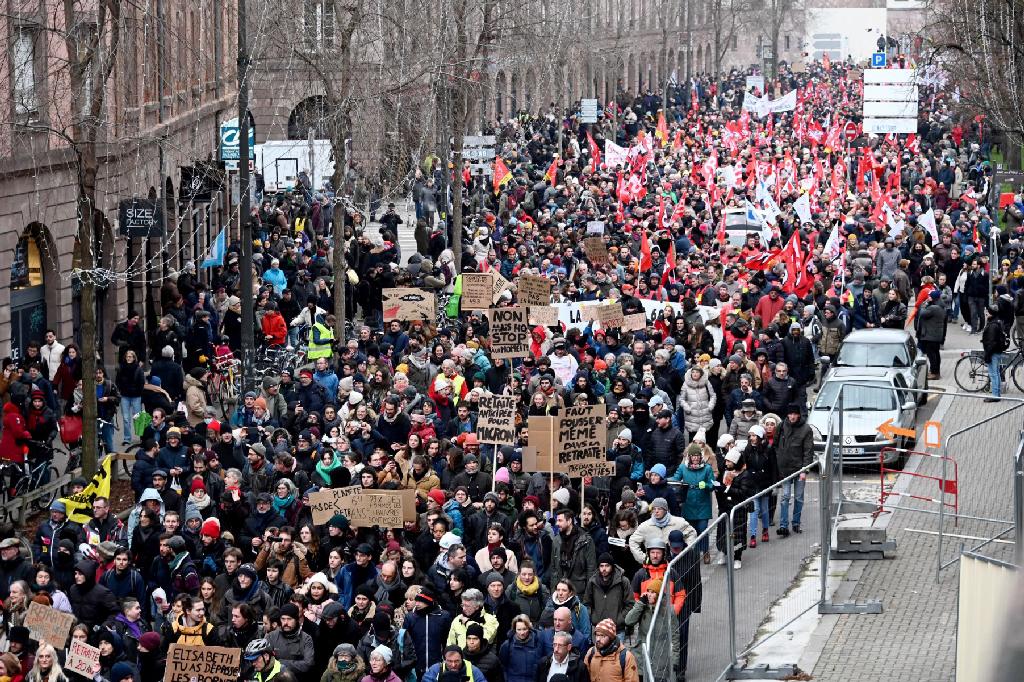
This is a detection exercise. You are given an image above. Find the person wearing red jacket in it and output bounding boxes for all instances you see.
[0,402,30,464]
[261,302,288,347]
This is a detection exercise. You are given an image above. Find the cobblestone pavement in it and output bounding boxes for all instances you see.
[813,324,1021,681]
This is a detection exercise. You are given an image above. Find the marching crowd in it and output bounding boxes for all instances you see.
[0,55,1009,682]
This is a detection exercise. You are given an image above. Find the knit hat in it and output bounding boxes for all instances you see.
[165,536,186,554]
[280,603,301,620]
[138,632,161,652]
[466,623,485,640]
[597,552,615,566]
[334,643,357,658]
[328,514,350,530]
[725,448,743,464]
[621,489,637,503]
[651,497,669,511]
[439,533,461,551]
[646,578,663,593]
[237,563,259,583]
[371,645,393,665]
[494,467,510,484]
[373,611,393,634]
[595,618,617,638]
[110,662,137,682]
[484,571,505,586]
[201,517,221,539]
[427,489,446,506]
[619,428,632,441]
[190,478,206,494]
[552,488,571,506]
[650,463,667,478]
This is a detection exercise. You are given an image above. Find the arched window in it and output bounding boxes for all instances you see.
[288,96,330,140]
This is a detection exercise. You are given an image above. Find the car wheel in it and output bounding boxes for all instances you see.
[918,374,929,405]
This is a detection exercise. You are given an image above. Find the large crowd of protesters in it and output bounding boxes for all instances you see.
[0,55,1011,682]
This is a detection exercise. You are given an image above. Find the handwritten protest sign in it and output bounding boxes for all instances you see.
[623,312,648,330]
[383,288,436,321]
[488,306,530,359]
[25,601,75,648]
[309,486,415,526]
[556,404,608,477]
[308,485,362,525]
[477,395,517,445]
[517,274,552,306]
[461,273,493,310]
[164,645,241,682]
[583,236,607,264]
[594,302,624,330]
[492,271,513,304]
[66,640,101,677]
[586,220,605,235]
[527,416,557,471]
[529,306,559,327]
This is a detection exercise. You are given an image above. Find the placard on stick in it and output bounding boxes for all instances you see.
[461,273,493,310]
[517,274,552,306]
[488,306,530,359]
[383,288,436,321]
[66,640,101,678]
[586,220,605,235]
[527,415,557,471]
[477,394,517,444]
[24,601,75,648]
[595,302,624,330]
[492,271,514,304]
[583,236,607,264]
[623,312,648,330]
[529,306,558,327]
[556,404,609,476]
[164,644,242,682]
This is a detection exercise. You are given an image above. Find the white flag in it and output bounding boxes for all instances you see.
[766,89,797,114]
[793,193,813,225]
[823,224,842,263]
[605,140,628,169]
[884,204,905,237]
[919,208,939,243]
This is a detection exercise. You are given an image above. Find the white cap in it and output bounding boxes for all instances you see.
[619,428,632,441]
[717,434,735,449]
[748,425,766,439]
[552,488,571,506]
[439,532,462,550]
[693,428,707,444]
[725,448,743,464]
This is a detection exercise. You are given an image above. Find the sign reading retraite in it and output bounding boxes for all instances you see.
[66,640,101,677]
[24,601,76,648]
[477,394,518,445]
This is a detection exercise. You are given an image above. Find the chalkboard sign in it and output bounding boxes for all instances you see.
[118,198,165,237]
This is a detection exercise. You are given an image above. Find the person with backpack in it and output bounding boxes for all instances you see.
[584,619,640,682]
[983,304,1010,403]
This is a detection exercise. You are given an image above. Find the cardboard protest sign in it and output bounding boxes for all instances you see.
[792,61,807,73]
[24,601,76,648]
[164,644,241,682]
[594,302,624,329]
[383,288,436,321]
[66,640,101,678]
[492,271,514,304]
[623,312,648,330]
[586,220,605,235]
[461,273,493,310]
[477,395,517,445]
[583,236,607,264]
[308,485,363,525]
[517,274,552,306]
[527,416,558,471]
[488,306,530,359]
[556,404,608,477]
[521,446,538,472]
[309,485,416,527]
[529,306,559,327]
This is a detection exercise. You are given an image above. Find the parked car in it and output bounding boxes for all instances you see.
[808,367,919,467]
[832,329,929,405]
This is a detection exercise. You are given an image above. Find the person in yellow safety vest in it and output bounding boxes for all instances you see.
[245,637,284,682]
[308,314,337,360]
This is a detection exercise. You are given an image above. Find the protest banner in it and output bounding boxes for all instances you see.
[60,455,112,525]
[517,274,552,306]
[164,644,242,682]
[383,288,436,321]
[66,640,101,678]
[492,271,513,303]
[583,236,607,264]
[623,312,649,330]
[488,306,530,358]
[25,601,76,648]
[527,416,557,471]
[586,220,605,235]
[556,404,608,477]
[594,302,624,330]
[308,485,363,525]
[529,306,559,327]
[477,395,517,445]
[308,486,416,526]
[461,273,493,309]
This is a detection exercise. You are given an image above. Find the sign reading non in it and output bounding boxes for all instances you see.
[488,306,530,358]
[517,275,552,306]
[118,198,166,238]
[24,601,75,648]
[583,236,607,264]
[556,404,609,477]
[477,394,517,445]
[461,273,493,310]
[164,644,241,682]
[383,288,436,321]
[66,640,101,677]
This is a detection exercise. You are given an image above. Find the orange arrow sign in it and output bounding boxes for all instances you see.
[877,418,916,440]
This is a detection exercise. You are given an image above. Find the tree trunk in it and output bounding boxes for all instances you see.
[79,144,100,477]
[332,132,349,340]
[451,126,465,272]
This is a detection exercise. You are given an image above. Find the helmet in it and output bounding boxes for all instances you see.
[244,639,272,660]
[646,537,667,551]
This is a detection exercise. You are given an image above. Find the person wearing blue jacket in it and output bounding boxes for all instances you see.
[403,586,454,677]
[671,445,717,560]
[498,615,548,682]
[422,645,488,682]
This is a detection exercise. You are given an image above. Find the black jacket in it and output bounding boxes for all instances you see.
[983,317,1009,362]
[68,559,119,627]
[535,650,590,682]
[775,416,815,477]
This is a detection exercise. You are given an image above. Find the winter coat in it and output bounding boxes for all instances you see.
[678,373,715,431]
[728,408,763,439]
[916,300,946,343]
[266,625,316,674]
[505,579,551,623]
[583,640,640,682]
[672,463,716,520]
[627,515,696,564]
[625,600,677,678]
[183,374,207,426]
[550,528,597,595]
[402,606,453,675]
[535,650,589,682]
[498,630,547,682]
[582,566,635,631]
[775,416,815,478]
[644,425,687,476]
[0,403,29,463]
[68,559,119,627]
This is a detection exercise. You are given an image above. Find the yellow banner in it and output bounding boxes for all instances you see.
[60,456,112,525]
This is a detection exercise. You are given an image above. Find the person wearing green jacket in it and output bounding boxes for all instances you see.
[671,445,717,563]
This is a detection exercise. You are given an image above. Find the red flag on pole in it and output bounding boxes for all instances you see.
[639,229,653,272]
[493,158,512,194]
[544,158,560,185]
[587,132,602,170]
[655,111,669,146]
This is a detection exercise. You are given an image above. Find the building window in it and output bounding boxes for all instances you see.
[12,27,39,117]
[732,35,738,50]
[785,35,791,50]
[303,0,335,51]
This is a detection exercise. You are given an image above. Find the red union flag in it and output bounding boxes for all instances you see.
[493,158,511,194]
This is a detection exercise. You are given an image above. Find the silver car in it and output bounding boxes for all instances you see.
[833,328,929,405]
[808,367,919,467]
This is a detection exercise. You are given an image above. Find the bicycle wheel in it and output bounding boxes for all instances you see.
[1012,356,1024,394]
[33,467,63,511]
[954,354,990,393]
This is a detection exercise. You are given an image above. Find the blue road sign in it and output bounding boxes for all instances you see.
[871,52,887,68]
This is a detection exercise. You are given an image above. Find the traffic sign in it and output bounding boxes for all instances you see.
[580,99,599,123]
[871,52,887,68]
[844,121,859,141]
[219,118,255,161]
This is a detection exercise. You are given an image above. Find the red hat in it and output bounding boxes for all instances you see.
[207,419,221,434]
[190,478,206,494]
[299,368,314,378]
[200,517,221,539]
[524,495,541,507]
[427,489,446,507]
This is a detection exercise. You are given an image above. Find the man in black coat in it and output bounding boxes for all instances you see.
[916,290,946,379]
[983,304,1009,402]
[782,323,815,410]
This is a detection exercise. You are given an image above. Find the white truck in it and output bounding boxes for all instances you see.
[256,139,336,194]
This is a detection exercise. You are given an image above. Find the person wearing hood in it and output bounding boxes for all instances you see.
[314,601,362,676]
[583,553,635,634]
[774,403,814,536]
[358,611,416,679]
[218,563,270,623]
[266,602,315,674]
[68,559,118,628]
[322,643,366,682]
[95,628,128,680]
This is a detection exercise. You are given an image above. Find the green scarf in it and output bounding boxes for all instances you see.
[316,452,345,483]
[272,493,295,514]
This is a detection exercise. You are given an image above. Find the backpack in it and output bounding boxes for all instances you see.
[585,647,629,676]
[395,629,418,682]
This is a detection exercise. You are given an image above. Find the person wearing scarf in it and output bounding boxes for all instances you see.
[272,478,300,526]
[218,563,269,623]
[360,644,401,682]
[315,450,346,487]
[324,643,365,682]
[186,478,213,517]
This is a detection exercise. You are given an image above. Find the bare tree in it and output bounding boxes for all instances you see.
[709,0,748,77]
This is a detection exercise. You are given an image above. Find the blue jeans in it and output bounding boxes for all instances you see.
[120,396,142,444]
[779,477,806,529]
[990,354,1004,397]
[99,420,115,454]
[686,518,710,553]
[748,496,770,537]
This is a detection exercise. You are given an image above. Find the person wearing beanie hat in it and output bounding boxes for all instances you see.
[267,598,315,674]
[109,661,138,682]
[330,642,365,681]
[551,487,571,507]
[716,445,756,569]
[138,631,161,652]
[671,440,717,564]
[587,612,639,682]
[586,554,634,639]
[462,619,502,682]
[622,577,671,679]
[200,517,221,539]
[369,643,394,666]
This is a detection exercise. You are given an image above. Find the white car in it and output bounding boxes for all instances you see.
[832,328,929,405]
[808,367,919,467]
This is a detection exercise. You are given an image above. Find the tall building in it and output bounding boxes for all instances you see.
[0,0,238,360]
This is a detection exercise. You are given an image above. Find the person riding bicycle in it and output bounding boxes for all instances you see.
[213,336,236,371]
[25,389,57,465]
[261,302,288,348]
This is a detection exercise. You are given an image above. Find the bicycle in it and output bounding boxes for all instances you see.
[954,347,1024,393]
[0,441,63,521]
[208,357,242,419]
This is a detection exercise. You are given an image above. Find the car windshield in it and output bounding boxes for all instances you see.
[836,343,909,368]
[815,381,897,411]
